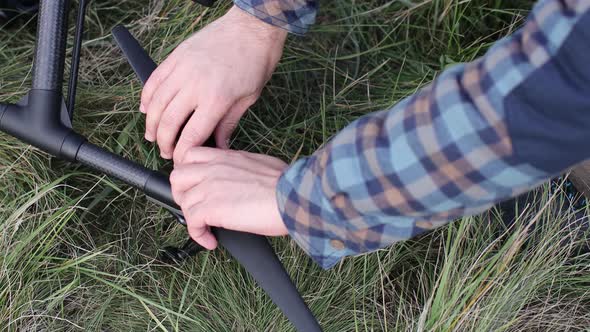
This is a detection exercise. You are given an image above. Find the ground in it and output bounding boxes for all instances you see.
[0,1,589,331]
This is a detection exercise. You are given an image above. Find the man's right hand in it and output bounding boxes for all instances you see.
[140,5,288,163]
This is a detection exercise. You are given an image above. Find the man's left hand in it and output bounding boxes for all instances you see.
[170,147,289,249]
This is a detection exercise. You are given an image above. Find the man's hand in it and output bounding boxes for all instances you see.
[141,6,287,163]
[170,147,289,249]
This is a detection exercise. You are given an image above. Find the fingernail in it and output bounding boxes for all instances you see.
[140,104,146,114]
[145,132,154,142]
[161,151,171,159]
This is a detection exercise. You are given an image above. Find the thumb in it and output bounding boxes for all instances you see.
[215,96,256,149]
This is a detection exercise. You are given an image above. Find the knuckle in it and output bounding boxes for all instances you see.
[209,93,226,104]
[150,95,165,111]
[186,206,207,228]
[173,150,187,164]
[176,147,190,160]
[187,225,205,240]
[141,80,153,97]
[142,75,160,98]
[172,191,183,206]
[180,129,204,144]
[221,149,241,160]
[169,169,180,186]
[158,114,177,132]
[150,69,165,85]
[205,90,232,107]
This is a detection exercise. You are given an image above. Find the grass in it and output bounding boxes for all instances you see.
[0,0,589,331]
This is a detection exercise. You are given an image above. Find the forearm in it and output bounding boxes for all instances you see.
[277,0,590,269]
[233,0,318,35]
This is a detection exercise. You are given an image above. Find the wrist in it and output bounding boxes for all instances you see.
[227,5,288,42]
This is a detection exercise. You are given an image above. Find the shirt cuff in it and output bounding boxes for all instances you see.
[276,157,353,269]
[233,0,317,35]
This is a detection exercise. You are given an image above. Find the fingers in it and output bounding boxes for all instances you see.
[180,146,287,176]
[169,164,215,250]
[183,201,218,249]
[170,164,207,204]
[180,146,220,164]
[156,89,196,158]
[176,181,218,250]
[168,146,287,247]
[188,226,218,250]
[170,151,268,203]
[214,97,253,149]
[214,113,239,150]
[144,77,181,141]
[140,53,178,110]
[173,99,231,164]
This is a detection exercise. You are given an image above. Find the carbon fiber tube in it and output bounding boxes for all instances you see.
[75,142,321,331]
[32,0,70,91]
[76,142,152,189]
[215,229,322,331]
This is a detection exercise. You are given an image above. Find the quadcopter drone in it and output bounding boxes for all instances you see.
[0,1,322,331]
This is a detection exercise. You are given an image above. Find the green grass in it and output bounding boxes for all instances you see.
[1,0,589,331]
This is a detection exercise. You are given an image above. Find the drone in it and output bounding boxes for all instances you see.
[0,1,322,331]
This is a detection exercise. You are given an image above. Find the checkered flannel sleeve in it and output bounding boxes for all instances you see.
[276,0,590,269]
[233,0,318,35]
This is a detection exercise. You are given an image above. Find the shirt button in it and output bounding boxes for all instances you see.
[330,239,345,250]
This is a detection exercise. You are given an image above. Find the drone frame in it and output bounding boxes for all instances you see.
[0,1,321,331]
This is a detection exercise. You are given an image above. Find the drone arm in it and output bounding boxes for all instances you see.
[75,141,321,332]
[76,142,154,191]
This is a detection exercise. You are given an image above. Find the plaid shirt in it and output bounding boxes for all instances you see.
[271,0,590,269]
[234,0,318,35]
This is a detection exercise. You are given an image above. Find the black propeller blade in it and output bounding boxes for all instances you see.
[112,25,322,332]
[112,25,157,85]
